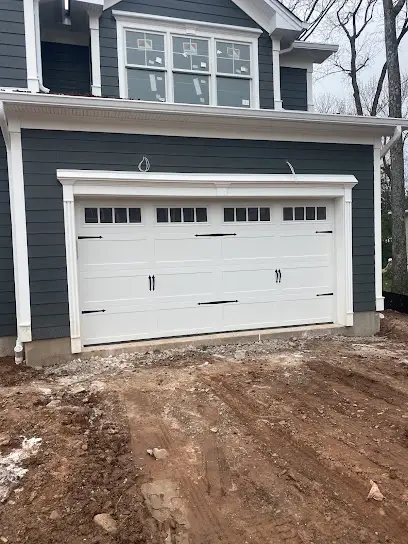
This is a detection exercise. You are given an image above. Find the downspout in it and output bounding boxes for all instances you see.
[0,103,24,364]
[33,0,50,93]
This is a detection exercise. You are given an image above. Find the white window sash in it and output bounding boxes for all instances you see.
[116,13,261,108]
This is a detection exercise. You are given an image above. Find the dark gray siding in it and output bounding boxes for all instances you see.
[0,0,27,89]
[22,129,374,340]
[280,67,307,111]
[100,0,273,108]
[41,42,91,96]
[0,135,16,338]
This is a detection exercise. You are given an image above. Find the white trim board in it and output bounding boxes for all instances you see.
[57,170,357,353]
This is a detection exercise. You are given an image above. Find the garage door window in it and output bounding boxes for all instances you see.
[84,207,142,224]
[283,206,327,221]
[156,207,208,223]
[224,207,270,222]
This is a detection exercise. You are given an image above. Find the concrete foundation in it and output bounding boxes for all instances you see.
[25,337,73,368]
[0,336,16,357]
[346,311,381,337]
[23,311,381,367]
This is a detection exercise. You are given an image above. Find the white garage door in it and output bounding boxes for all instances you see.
[76,199,335,346]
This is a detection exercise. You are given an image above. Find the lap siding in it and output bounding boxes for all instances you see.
[21,130,375,341]
[0,0,26,88]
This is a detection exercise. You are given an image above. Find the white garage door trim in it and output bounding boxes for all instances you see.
[58,171,358,354]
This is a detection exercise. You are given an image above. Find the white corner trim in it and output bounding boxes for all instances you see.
[374,140,384,312]
[23,0,40,93]
[89,12,102,96]
[272,39,283,111]
[57,170,357,352]
[7,127,32,342]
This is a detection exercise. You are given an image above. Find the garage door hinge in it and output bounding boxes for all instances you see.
[78,236,103,240]
[195,233,237,237]
[198,300,238,305]
[316,293,334,297]
[315,231,333,234]
[82,309,106,314]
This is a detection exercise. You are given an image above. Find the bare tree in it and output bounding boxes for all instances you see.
[382,0,407,292]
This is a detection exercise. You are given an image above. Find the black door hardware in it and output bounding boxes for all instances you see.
[82,309,106,314]
[195,233,237,237]
[148,275,152,291]
[78,236,103,240]
[275,269,279,283]
[317,293,334,297]
[278,269,282,283]
[152,275,155,292]
[315,231,333,234]
[198,300,238,306]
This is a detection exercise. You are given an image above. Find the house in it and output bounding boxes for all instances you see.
[0,0,406,366]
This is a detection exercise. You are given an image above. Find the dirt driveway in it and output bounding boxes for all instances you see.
[2,312,408,543]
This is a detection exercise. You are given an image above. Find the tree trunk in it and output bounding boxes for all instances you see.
[382,0,407,293]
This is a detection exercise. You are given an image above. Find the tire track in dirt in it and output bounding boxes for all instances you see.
[204,375,408,540]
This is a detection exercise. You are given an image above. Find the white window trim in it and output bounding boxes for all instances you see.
[57,170,357,354]
[114,11,261,109]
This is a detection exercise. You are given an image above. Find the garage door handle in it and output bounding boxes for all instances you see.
[275,269,279,283]
[148,275,152,291]
[152,275,156,292]
[278,269,282,283]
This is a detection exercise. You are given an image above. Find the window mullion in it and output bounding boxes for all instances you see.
[166,32,174,103]
[210,36,217,106]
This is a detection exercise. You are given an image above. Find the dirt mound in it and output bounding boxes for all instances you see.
[0,356,41,387]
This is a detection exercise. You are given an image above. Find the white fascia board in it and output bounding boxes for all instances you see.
[232,0,306,35]
[1,92,407,137]
[281,41,338,64]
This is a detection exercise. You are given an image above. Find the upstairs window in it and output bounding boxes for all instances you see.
[116,14,260,108]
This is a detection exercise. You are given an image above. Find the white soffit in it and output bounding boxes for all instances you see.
[281,41,339,64]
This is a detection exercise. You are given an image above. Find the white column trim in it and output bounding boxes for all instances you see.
[23,0,40,93]
[272,38,283,110]
[307,66,314,112]
[374,139,384,311]
[62,182,82,353]
[89,11,102,97]
[57,171,357,353]
[7,126,32,342]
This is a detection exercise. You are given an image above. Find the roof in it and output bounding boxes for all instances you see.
[281,41,339,64]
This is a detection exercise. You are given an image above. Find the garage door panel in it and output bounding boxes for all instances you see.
[221,235,278,260]
[153,269,215,298]
[279,297,334,326]
[222,301,279,329]
[156,305,222,337]
[222,268,277,294]
[80,275,151,305]
[279,235,332,258]
[81,309,157,346]
[153,237,215,264]
[79,239,149,267]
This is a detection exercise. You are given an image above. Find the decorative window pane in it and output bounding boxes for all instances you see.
[85,208,98,224]
[224,208,235,222]
[248,207,258,222]
[295,207,305,221]
[126,31,165,68]
[260,208,270,221]
[317,206,327,220]
[306,207,316,220]
[129,208,142,223]
[100,208,113,223]
[283,207,293,221]
[216,41,250,75]
[115,208,127,223]
[173,37,209,72]
[157,208,168,223]
[183,208,194,222]
[127,69,166,102]
[196,208,207,222]
[174,74,209,105]
[217,77,250,108]
[170,208,182,222]
[236,208,247,222]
